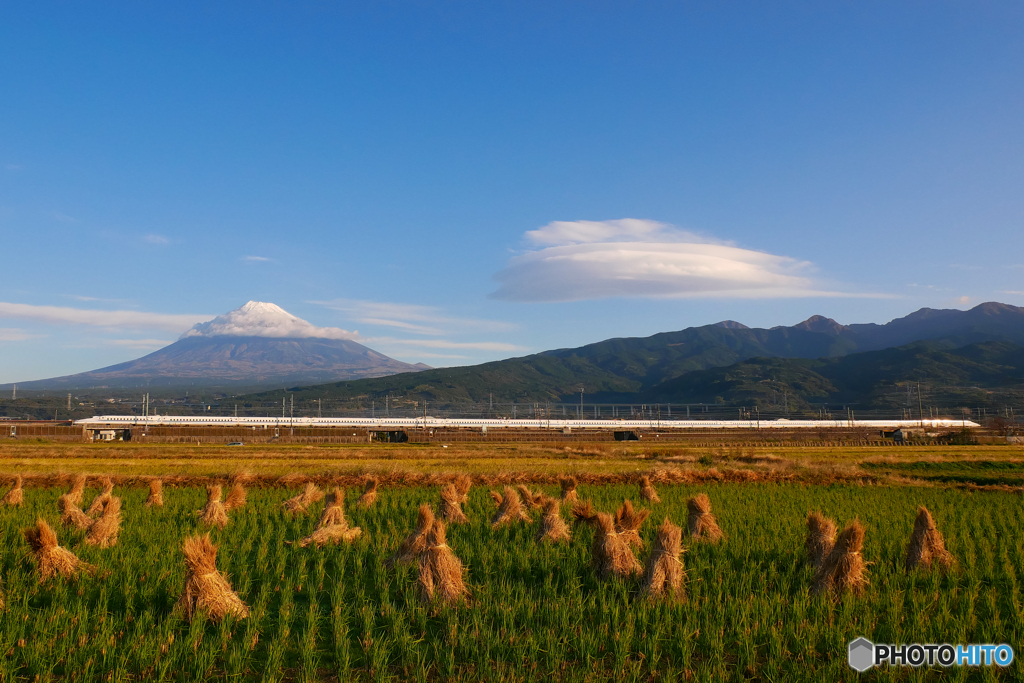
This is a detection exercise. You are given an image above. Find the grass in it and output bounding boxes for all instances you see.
[1,478,1022,681]
[860,460,1024,487]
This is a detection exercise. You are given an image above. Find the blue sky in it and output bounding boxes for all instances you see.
[1,2,1023,384]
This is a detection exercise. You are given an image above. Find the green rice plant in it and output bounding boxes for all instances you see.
[0,481,1021,680]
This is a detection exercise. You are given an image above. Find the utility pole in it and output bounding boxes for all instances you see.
[282,397,285,418]
[579,387,584,420]
[67,394,71,411]
[12,384,15,400]
[917,383,924,426]
[318,398,322,418]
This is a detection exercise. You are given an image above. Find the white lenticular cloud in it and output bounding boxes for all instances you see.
[181,301,357,340]
[524,218,714,247]
[491,218,840,303]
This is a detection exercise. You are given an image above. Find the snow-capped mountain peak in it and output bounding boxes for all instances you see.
[180,301,356,340]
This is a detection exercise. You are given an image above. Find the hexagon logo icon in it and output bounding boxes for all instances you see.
[848,637,874,672]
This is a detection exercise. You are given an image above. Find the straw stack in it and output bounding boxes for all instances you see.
[23,518,94,583]
[686,493,723,543]
[490,486,532,528]
[906,507,956,572]
[812,520,869,596]
[198,485,229,529]
[177,534,249,621]
[1,475,24,507]
[536,496,571,544]
[805,511,836,569]
[640,518,686,601]
[144,479,164,508]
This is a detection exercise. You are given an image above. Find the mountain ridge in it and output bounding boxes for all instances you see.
[241,302,1024,406]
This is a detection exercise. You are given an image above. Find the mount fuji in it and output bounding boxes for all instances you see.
[8,302,429,391]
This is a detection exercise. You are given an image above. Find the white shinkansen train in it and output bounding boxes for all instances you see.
[74,415,980,430]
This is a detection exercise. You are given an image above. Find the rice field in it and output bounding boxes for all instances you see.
[1,480,1022,682]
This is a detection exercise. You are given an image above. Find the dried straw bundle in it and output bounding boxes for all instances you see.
[293,524,363,548]
[318,488,348,529]
[559,476,579,503]
[177,534,249,621]
[387,504,435,568]
[686,493,723,543]
[198,485,229,529]
[84,496,121,548]
[570,500,600,530]
[57,494,93,530]
[65,474,87,507]
[639,475,661,503]
[289,489,362,547]
[614,499,651,550]
[144,479,164,508]
[572,501,642,579]
[805,511,837,569]
[224,482,247,512]
[283,482,324,515]
[641,518,686,601]
[536,497,570,544]
[23,518,94,583]
[356,477,378,509]
[86,477,114,517]
[812,520,869,596]
[417,519,469,604]
[439,483,469,524]
[453,474,472,503]
[516,485,544,511]
[1,475,23,507]
[906,507,956,572]
[490,486,532,528]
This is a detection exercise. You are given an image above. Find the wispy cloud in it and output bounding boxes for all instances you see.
[0,328,44,342]
[491,218,879,303]
[999,290,1024,295]
[313,299,515,336]
[361,337,526,352]
[144,234,170,245]
[242,255,271,262]
[4,164,22,171]
[69,295,135,304]
[107,338,172,349]
[0,302,210,334]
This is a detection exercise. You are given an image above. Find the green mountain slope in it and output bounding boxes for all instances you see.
[238,302,1024,411]
[241,322,858,405]
[643,341,1024,411]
